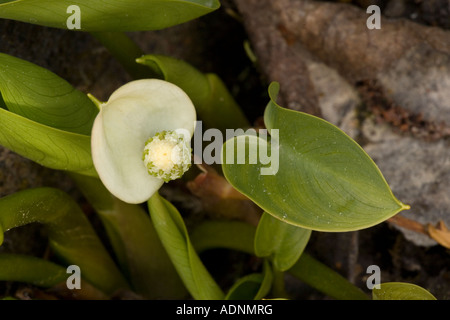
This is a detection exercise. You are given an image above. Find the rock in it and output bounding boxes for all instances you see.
[377,44,450,126]
[363,118,450,246]
[306,61,361,138]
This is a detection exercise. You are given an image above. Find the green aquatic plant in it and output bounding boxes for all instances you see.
[0,0,436,301]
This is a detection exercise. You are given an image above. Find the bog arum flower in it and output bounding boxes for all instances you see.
[91,79,196,204]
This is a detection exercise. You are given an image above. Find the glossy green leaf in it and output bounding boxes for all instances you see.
[222,82,409,232]
[0,188,129,295]
[0,53,97,135]
[0,0,220,31]
[225,261,272,300]
[0,107,96,176]
[148,192,224,300]
[255,212,311,271]
[373,282,437,300]
[137,54,250,132]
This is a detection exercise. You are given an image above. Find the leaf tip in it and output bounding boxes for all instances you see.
[87,93,104,110]
[135,56,145,65]
[268,82,280,100]
[402,203,411,211]
[398,201,411,212]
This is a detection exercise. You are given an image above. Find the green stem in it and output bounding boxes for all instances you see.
[70,173,187,299]
[289,254,369,300]
[90,32,161,80]
[0,188,129,296]
[190,220,369,300]
[0,253,69,288]
[190,220,256,254]
[271,269,288,299]
[0,254,107,299]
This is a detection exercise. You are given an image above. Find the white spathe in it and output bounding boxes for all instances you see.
[91,79,196,204]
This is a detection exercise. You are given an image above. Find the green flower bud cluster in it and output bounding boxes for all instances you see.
[143,130,191,182]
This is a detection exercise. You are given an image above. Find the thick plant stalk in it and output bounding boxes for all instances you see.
[0,254,107,299]
[0,187,129,296]
[288,253,369,300]
[70,173,187,299]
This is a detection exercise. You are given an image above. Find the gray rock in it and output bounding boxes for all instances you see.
[363,118,450,246]
[377,44,450,126]
[306,61,361,139]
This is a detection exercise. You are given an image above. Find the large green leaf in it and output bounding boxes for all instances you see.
[137,54,250,132]
[372,282,437,300]
[255,212,311,271]
[0,53,97,135]
[148,192,224,300]
[222,82,409,232]
[0,0,220,31]
[0,107,96,176]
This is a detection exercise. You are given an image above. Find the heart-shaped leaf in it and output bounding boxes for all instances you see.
[0,107,95,176]
[372,282,437,300]
[255,212,311,271]
[222,82,409,231]
[0,53,97,135]
[0,0,219,31]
